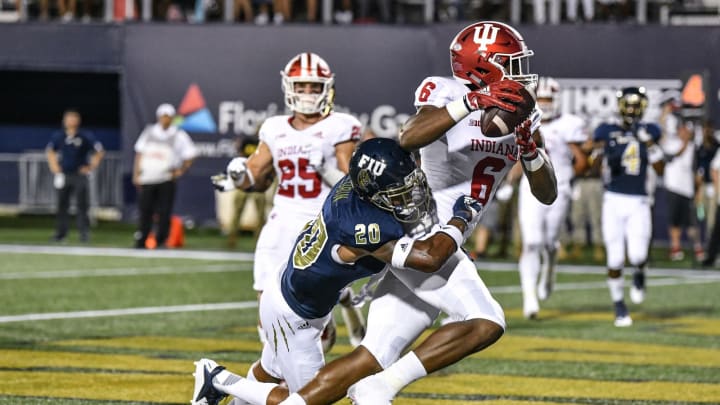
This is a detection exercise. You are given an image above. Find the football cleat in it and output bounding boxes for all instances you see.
[613,301,633,327]
[347,374,394,405]
[191,359,228,405]
[630,271,645,304]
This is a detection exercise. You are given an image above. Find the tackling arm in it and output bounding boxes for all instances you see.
[335,218,468,274]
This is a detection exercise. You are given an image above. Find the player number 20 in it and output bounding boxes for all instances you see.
[355,223,380,245]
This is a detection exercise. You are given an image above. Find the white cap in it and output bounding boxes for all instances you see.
[156,103,176,118]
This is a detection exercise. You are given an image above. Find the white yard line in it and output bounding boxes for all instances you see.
[490,276,720,294]
[0,264,251,280]
[479,261,720,278]
[3,277,719,324]
[0,301,259,323]
[0,244,255,261]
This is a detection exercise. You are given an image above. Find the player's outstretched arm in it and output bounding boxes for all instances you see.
[337,196,483,273]
[516,122,557,205]
[400,81,523,152]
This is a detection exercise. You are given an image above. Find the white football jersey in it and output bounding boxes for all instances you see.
[259,112,361,216]
[539,113,587,190]
[413,76,541,221]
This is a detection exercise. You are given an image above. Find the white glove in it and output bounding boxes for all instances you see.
[495,183,514,202]
[226,157,248,185]
[53,173,65,189]
[211,173,236,192]
[637,127,652,143]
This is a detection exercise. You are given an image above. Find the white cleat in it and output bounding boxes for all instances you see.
[191,359,228,405]
[347,374,394,405]
[614,315,633,328]
[629,286,645,304]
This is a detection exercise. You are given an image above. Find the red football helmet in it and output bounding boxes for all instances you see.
[449,21,537,89]
[536,76,561,121]
[281,52,335,115]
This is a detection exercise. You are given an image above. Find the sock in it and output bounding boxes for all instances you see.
[379,351,427,393]
[606,277,624,302]
[279,393,307,405]
[213,369,277,405]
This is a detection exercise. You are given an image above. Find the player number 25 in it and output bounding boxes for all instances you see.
[278,158,322,198]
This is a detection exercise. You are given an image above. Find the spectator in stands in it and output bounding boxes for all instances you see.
[132,103,197,249]
[234,0,254,21]
[254,0,288,23]
[532,0,593,24]
[46,110,105,243]
[696,120,719,241]
[701,142,720,268]
[39,0,90,21]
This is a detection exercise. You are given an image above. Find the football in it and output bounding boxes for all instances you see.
[480,86,537,137]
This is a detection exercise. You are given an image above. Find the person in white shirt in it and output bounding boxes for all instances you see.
[661,118,704,262]
[133,103,197,249]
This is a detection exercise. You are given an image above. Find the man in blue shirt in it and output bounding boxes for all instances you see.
[46,110,105,242]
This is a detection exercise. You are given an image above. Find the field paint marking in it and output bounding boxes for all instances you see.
[4,276,719,324]
[491,276,720,294]
[0,244,255,261]
[0,264,251,280]
[480,261,720,278]
[0,301,258,324]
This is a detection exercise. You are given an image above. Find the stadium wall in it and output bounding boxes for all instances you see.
[1,23,719,234]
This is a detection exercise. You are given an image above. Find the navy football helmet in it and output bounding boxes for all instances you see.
[617,87,648,127]
[349,138,431,223]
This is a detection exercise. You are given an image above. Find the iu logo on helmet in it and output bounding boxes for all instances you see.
[473,23,499,51]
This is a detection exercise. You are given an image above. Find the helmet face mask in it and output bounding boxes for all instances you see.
[372,169,430,223]
[281,53,335,115]
[617,87,648,127]
[449,21,537,89]
[350,139,432,224]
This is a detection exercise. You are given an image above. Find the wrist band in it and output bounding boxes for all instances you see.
[439,225,464,250]
[446,98,471,123]
[391,236,415,269]
[522,153,545,172]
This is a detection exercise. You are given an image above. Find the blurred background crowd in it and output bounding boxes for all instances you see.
[0,0,718,24]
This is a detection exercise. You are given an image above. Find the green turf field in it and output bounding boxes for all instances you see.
[0,217,718,404]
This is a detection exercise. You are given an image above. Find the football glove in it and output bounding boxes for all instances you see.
[464,80,525,112]
[227,157,249,184]
[452,195,484,234]
[515,118,538,159]
[210,173,235,192]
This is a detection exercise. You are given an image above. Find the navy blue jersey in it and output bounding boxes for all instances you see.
[594,122,661,196]
[281,177,406,319]
[47,131,103,174]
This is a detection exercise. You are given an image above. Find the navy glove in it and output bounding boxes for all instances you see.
[452,195,484,233]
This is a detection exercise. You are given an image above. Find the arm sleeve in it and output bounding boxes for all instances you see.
[46,133,60,151]
[86,132,104,152]
[414,77,456,109]
[177,130,198,160]
[134,127,149,153]
[331,114,362,146]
